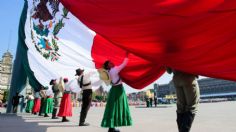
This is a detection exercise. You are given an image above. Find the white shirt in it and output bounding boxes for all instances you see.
[46,87,54,96]
[28,95,34,100]
[64,82,73,92]
[78,72,95,90]
[109,58,129,85]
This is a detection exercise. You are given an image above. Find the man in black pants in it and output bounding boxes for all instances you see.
[12,92,23,113]
[75,68,93,126]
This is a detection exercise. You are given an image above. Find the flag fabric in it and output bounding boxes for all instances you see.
[18,0,164,90]
[20,0,101,90]
[60,0,236,86]
[18,0,236,90]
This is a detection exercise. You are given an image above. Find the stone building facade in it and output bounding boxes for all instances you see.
[0,51,13,91]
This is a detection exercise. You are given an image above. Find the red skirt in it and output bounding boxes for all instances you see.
[58,93,72,117]
[32,98,41,113]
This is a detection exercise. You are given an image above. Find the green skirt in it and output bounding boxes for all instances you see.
[44,97,54,114]
[25,100,34,113]
[101,84,132,128]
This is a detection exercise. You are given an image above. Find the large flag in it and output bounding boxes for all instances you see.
[60,0,236,83]
[17,0,163,90]
[17,0,236,91]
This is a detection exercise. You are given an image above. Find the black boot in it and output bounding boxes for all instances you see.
[108,128,114,132]
[44,114,49,117]
[79,122,90,126]
[52,108,59,119]
[62,116,69,122]
[177,112,184,132]
[79,112,90,126]
[182,112,195,132]
[108,128,120,132]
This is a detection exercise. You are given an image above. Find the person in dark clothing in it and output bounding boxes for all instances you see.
[12,92,23,113]
[154,96,158,107]
[146,97,150,108]
[20,96,25,113]
[149,98,153,107]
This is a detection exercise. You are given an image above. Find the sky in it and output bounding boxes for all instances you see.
[1,0,209,93]
[0,0,24,57]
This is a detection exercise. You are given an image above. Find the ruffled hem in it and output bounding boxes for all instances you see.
[57,93,72,117]
[101,116,132,128]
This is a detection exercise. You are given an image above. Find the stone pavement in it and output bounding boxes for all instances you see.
[0,101,236,132]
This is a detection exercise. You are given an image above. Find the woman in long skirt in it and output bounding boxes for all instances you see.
[44,87,54,117]
[101,52,132,132]
[57,78,72,122]
[44,96,53,117]
[32,91,41,115]
[25,94,34,113]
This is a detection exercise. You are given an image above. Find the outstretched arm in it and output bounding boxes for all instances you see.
[116,52,129,73]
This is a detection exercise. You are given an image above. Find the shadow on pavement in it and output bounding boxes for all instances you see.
[0,113,78,132]
[0,114,47,132]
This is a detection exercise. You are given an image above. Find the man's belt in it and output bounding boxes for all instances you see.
[83,82,91,87]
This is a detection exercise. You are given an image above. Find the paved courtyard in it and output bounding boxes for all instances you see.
[0,101,236,132]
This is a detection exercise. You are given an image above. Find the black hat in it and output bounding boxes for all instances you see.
[103,60,110,70]
[49,79,56,85]
[75,68,84,76]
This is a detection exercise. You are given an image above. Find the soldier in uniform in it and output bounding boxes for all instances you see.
[166,68,200,132]
[50,78,63,119]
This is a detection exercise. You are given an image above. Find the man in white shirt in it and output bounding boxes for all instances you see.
[76,68,93,126]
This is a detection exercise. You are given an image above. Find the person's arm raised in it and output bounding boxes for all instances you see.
[116,52,129,73]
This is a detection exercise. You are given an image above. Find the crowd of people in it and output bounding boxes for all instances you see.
[9,52,132,132]
[9,52,200,132]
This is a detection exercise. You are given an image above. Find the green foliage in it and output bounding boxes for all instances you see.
[95,95,104,102]
[53,19,65,36]
[2,90,9,103]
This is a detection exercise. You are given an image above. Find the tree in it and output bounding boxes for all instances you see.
[2,90,9,103]
[95,95,104,102]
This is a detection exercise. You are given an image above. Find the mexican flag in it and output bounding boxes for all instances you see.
[14,0,164,92]
[14,0,236,91]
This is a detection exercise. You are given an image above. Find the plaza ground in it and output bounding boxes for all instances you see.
[0,101,236,132]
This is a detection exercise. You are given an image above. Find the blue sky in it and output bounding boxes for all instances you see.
[0,0,174,93]
[0,0,24,57]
